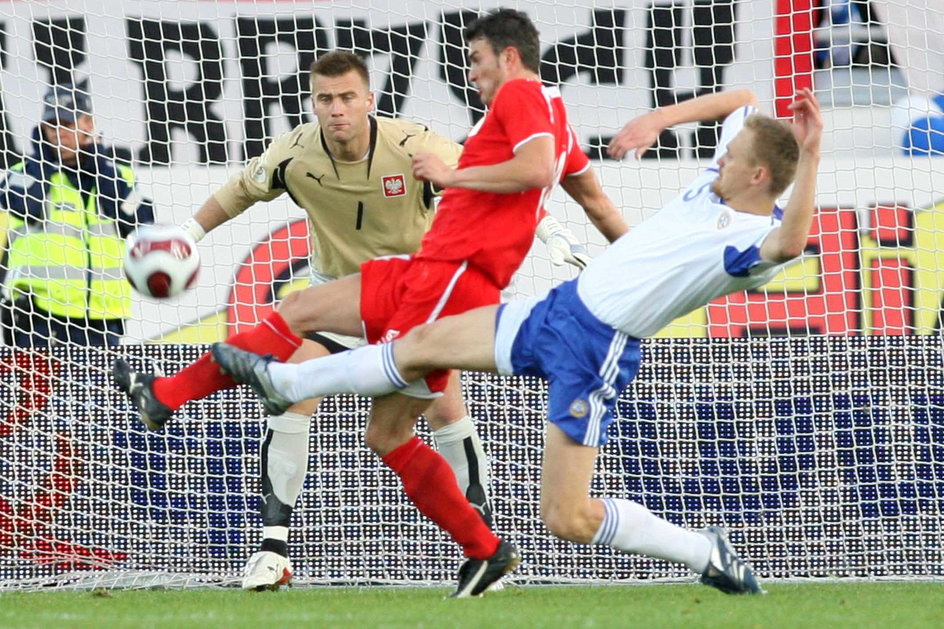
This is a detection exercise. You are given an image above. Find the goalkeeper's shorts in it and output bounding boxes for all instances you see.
[494,278,642,447]
[360,255,501,393]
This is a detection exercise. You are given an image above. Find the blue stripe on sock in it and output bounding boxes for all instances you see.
[381,343,409,388]
[594,498,619,546]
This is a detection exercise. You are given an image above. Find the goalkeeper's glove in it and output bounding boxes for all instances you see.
[536,214,591,269]
[180,217,207,243]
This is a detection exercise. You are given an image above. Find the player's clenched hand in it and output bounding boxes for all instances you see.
[607,109,670,160]
[412,152,454,188]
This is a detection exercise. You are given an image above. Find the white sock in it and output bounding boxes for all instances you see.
[262,526,289,543]
[592,498,712,573]
[263,411,310,515]
[432,416,490,499]
[268,343,405,402]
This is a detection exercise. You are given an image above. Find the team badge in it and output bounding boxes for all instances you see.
[382,174,407,198]
[381,329,401,343]
[716,210,732,230]
[569,399,589,418]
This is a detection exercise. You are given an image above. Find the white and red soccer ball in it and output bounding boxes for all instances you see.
[123,224,200,299]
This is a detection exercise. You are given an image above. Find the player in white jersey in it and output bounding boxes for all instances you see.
[211,87,822,595]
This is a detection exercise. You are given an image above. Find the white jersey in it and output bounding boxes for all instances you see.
[577,106,786,338]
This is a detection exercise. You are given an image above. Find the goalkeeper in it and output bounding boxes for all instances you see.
[114,49,610,591]
[213,87,823,596]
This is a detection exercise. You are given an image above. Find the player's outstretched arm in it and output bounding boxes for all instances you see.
[559,167,629,243]
[760,88,823,263]
[608,89,759,160]
[180,195,233,242]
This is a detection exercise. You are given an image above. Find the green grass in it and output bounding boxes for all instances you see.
[0,583,940,629]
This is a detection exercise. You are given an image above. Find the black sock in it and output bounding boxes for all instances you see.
[261,538,288,557]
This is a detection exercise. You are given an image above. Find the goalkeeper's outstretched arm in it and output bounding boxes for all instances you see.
[536,213,590,269]
[180,195,237,243]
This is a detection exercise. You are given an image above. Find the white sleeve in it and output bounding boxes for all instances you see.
[710,105,758,168]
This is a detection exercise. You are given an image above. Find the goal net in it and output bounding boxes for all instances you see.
[1,0,942,590]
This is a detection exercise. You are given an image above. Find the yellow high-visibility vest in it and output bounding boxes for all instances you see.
[5,162,135,320]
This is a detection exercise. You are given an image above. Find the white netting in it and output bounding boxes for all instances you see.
[0,0,942,589]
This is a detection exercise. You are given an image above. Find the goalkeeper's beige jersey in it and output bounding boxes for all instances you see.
[214,116,462,278]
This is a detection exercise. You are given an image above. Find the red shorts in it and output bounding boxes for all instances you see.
[360,256,501,392]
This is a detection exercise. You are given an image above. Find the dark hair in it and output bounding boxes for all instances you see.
[464,8,541,73]
[744,114,800,196]
[309,51,370,87]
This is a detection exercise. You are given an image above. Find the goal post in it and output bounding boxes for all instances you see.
[0,0,943,590]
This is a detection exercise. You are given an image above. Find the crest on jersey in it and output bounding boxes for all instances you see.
[717,210,733,230]
[382,174,407,198]
[569,399,589,418]
[381,329,401,342]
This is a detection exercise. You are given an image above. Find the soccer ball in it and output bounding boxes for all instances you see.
[891,93,944,156]
[123,224,200,299]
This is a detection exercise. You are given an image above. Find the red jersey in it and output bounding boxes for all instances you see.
[415,78,590,289]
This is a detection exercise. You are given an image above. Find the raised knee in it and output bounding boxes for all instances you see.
[276,291,305,330]
[279,289,302,310]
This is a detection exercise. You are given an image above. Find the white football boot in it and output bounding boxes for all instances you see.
[241,550,293,591]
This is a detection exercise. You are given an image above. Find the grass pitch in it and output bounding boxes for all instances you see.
[0,582,939,629]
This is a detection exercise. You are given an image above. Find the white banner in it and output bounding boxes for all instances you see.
[0,0,776,163]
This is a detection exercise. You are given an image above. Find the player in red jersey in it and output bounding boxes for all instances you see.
[115,7,627,597]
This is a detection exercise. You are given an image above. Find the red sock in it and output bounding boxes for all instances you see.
[383,437,499,560]
[153,311,302,410]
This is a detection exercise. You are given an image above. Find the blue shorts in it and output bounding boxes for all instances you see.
[494,279,641,447]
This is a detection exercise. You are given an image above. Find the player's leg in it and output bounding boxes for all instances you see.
[542,424,761,594]
[215,256,500,404]
[362,259,512,595]
[365,390,518,597]
[213,305,503,406]
[383,285,500,529]
[425,372,494,527]
[366,391,496,557]
[114,275,363,429]
[541,423,710,555]
[516,282,739,587]
[241,338,332,591]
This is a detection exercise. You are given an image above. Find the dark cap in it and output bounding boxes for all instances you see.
[41,84,92,124]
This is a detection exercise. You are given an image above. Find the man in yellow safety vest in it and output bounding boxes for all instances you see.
[0,83,153,346]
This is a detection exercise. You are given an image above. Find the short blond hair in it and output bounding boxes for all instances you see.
[744,114,799,196]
